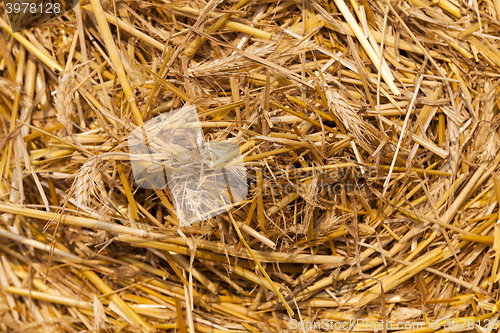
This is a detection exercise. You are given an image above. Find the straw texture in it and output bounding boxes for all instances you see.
[0,0,499,331]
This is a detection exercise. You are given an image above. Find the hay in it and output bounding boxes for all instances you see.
[0,0,499,331]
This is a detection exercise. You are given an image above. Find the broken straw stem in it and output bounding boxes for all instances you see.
[382,75,423,194]
[333,0,400,95]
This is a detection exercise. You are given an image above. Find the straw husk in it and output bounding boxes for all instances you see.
[0,0,499,331]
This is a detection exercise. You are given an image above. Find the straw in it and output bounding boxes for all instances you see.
[0,0,499,330]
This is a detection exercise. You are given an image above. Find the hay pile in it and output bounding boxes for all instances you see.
[0,0,499,331]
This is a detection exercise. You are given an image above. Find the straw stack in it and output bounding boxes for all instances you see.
[0,0,499,331]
